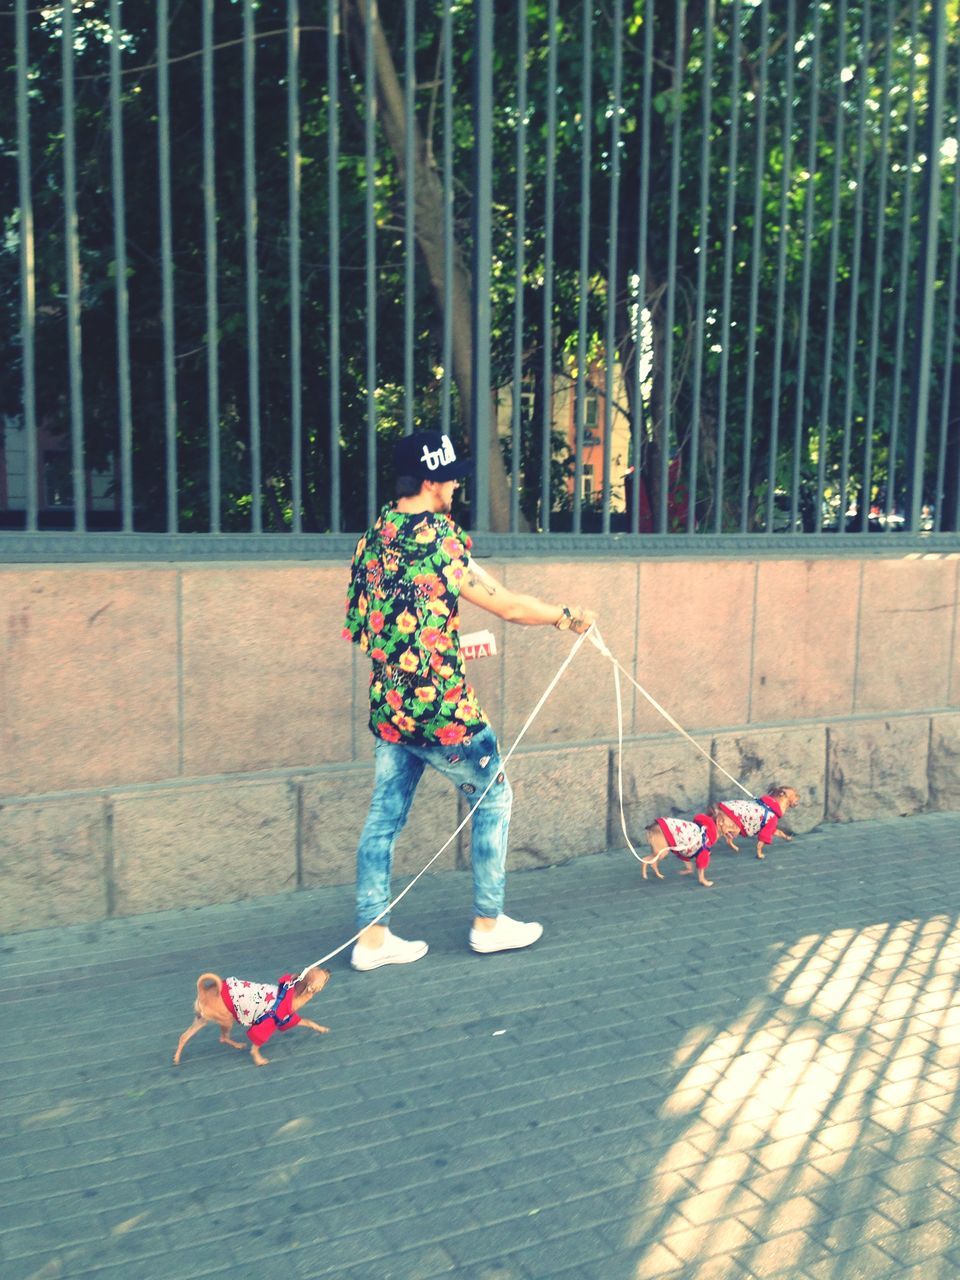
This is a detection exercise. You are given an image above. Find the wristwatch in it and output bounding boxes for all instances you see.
[555,606,573,631]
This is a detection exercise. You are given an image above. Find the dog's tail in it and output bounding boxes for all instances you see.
[194,972,222,1014]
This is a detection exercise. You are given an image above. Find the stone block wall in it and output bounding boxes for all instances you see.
[1,552,956,933]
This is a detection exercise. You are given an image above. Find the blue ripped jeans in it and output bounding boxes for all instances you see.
[355,723,513,928]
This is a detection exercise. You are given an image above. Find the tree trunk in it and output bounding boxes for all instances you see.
[347,0,521,532]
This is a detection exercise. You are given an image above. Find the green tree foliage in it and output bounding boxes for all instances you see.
[1,1,957,532]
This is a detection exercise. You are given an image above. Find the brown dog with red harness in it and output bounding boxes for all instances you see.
[642,807,730,888]
[174,966,331,1067]
[716,786,800,860]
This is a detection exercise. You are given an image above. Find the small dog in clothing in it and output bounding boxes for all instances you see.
[642,808,726,888]
[716,786,800,860]
[174,967,331,1067]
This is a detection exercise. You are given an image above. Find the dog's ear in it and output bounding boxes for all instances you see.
[295,967,329,996]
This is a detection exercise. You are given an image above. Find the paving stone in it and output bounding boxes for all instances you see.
[875,1156,956,1194]
[873,1186,960,1231]
[315,1243,461,1280]
[808,1205,903,1252]
[675,1181,766,1228]
[661,1214,758,1265]
[801,1242,902,1278]
[893,1261,960,1280]
[872,1219,959,1267]
[616,1241,688,1278]
[734,1228,822,1276]
[451,1262,531,1280]
[738,1194,823,1241]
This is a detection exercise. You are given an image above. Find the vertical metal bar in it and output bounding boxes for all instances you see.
[886,0,919,527]
[158,0,177,532]
[243,0,261,532]
[289,0,302,532]
[470,0,493,533]
[906,0,946,530]
[510,3,528,534]
[687,0,713,534]
[838,0,870,533]
[573,0,593,535]
[203,0,220,532]
[790,0,822,533]
[403,0,415,437]
[441,0,453,440]
[660,0,685,533]
[541,0,558,532]
[764,0,795,534]
[815,0,848,533]
[15,0,37,530]
[364,1,377,525]
[109,0,133,532]
[328,0,341,531]
[715,0,742,533]
[740,0,769,532]
[630,0,654,534]
[863,0,894,531]
[934,44,960,531]
[602,0,623,536]
[61,0,85,531]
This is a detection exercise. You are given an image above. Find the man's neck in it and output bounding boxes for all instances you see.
[395,495,435,514]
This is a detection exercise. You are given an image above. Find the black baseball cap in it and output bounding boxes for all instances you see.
[393,430,473,482]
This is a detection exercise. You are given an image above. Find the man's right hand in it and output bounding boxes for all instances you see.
[568,606,596,634]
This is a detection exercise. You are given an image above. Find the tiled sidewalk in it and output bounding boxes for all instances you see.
[3,812,959,1279]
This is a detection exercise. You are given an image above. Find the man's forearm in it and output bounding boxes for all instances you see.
[463,562,559,624]
[499,592,565,626]
[462,559,592,630]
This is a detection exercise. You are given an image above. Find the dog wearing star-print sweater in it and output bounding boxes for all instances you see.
[641,807,727,888]
[715,786,800,860]
[174,967,331,1067]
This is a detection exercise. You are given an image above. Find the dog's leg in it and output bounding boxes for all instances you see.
[250,1046,270,1066]
[756,842,765,860]
[642,831,668,881]
[641,852,666,881]
[774,831,793,843]
[174,1017,207,1065]
[724,835,740,852]
[697,868,714,888]
[297,1019,330,1034]
[208,1013,245,1050]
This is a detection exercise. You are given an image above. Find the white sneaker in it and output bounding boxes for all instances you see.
[350,929,428,971]
[469,914,543,955]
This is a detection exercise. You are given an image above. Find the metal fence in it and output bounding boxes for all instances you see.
[2,0,959,557]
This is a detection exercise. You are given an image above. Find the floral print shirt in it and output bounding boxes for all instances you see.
[342,504,489,747]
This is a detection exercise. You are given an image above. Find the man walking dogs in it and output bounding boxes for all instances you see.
[343,430,596,971]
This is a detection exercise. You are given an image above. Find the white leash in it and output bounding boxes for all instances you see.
[588,626,755,800]
[296,625,760,979]
[588,626,754,867]
[295,624,596,980]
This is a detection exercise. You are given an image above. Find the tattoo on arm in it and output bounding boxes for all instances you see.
[466,566,497,597]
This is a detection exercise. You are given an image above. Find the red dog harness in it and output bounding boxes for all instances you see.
[655,813,718,871]
[220,974,301,1047]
